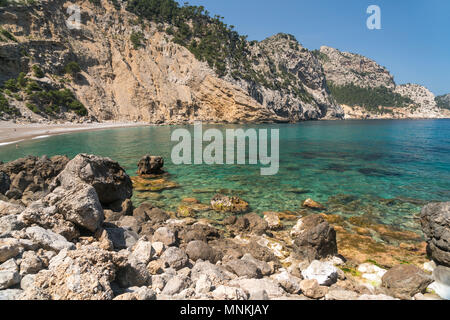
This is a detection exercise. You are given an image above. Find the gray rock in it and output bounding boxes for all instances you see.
[105,227,139,250]
[0,289,23,300]
[0,259,20,289]
[19,251,44,275]
[25,226,74,252]
[0,215,24,237]
[53,154,132,205]
[152,227,176,246]
[381,264,433,299]
[0,238,24,263]
[51,184,104,233]
[301,260,338,286]
[273,271,302,294]
[186,240,219,263]
[118,216,140,234]
[212,285,248,300]
[191,260,233,284]
[229,278,284,298]
[241,253,273,276]
[162,275,191,295]
[249,289,269,300]
[130,238,154,266]
[357,294,398,300]
[430,265,450,300]
[151,274,171,292]
[195,274,213,295]
[20,274,36,291]
[291,215,338,261]
[137,155,164,175]
[325,288,359,300]
[420,202,450,267]
[161,247,188,271]
[225,259,262,279]
[0,200,24,216]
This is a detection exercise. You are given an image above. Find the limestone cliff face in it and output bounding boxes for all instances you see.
[0,0,284,123]
[228,34,343,121]
[320,46,448,119]
[319,46,395,90]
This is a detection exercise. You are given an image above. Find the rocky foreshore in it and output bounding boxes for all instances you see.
[0,153,449,300]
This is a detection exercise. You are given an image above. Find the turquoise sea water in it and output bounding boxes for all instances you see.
[1,120,449,232]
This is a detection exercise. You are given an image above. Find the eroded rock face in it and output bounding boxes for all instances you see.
[53,154,132,206]
[21,246,127,300]
[381,264,433,299]
[420,202,450,267]
[291,215,338,261]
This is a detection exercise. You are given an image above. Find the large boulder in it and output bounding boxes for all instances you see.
[53,154,132,206]
[0,155,69,197]
[137,155,164,175]
[420,202,450,267]
[185,240,220,263]
[381,264,433,299]
[291,215,338,261]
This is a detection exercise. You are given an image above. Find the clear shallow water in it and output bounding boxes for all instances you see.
[1,120,449,232]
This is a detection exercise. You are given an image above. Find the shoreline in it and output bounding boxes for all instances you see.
[0,121,149,145]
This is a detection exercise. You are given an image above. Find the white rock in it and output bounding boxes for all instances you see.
[423,261,436,273]
[195,274,213,295]
[25,226,74,252]
[152,242,166,257]
[302,260,338,286]
[272,271,302,294]
[20,274,36,291]
[0,289,23,300]
[130,239,154,265]
[212,285,248,300]
[229,278,284,298]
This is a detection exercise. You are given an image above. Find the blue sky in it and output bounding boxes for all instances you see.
[177,0,449,96]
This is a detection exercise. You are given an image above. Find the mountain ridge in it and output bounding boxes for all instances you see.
[0,0,448,123]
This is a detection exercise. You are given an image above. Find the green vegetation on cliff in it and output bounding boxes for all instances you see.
[328,82,414,113]
[0,91,21,116]
[435,94,450,110]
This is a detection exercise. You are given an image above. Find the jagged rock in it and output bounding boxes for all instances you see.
[21,246,126,300]
[191,260,233,284]
[118,216,140,234]
[231,213,268,235]
[195,274,213,295]
[0,172,10,194]
[25,226,74,252]
[137,155,164,175]
[129,238,154,266]
[291,215,338,261]
[104,227,139,250]
[263,212,283,230]
[0,289,23,300]
[241,254,273,276]
[229,278,284,298]
[20,274,36,291]
[53,154,132,206]
[0,215,24,237]
[420,202,450,267]
[160,247,188,271]
[185,240,220,263]
[0,200,24,216]
[117,260,152,288]
[161,275,191,295]
[301,260,338,286]
[133,203,169,225]
[19,251,44,275]
[210,194,249,213]
[381,264,433,299]
[152,227,176,247]
[273,271,302,294]
[212,285,248,300]
[299,279,328,299]
[0,258,20,289]
[49,184,104,233]
[225,259,262,279]
[20,201,79,241]
[0,238,24,263]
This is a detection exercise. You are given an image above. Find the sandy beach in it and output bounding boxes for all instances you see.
[0,121,149,146]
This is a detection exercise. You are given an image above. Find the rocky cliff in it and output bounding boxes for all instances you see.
[436,94,450,110]
[0,0,447,123]
[319,46,448,119]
